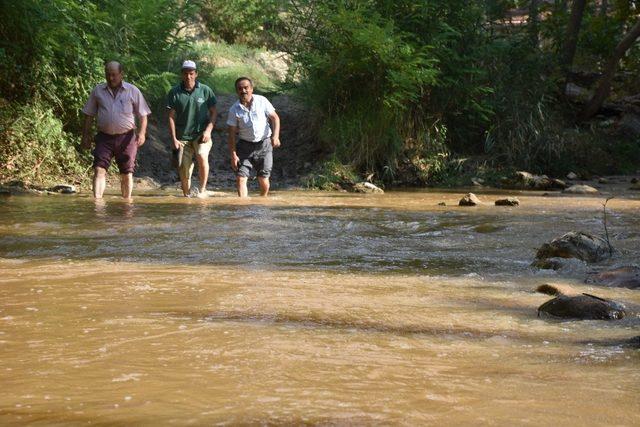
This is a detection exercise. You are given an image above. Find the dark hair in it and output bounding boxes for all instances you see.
[234,77,253,90]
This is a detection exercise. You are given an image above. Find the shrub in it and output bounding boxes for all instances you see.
[0,102,89,185]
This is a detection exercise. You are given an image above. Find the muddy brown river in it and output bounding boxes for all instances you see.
[0,189,638,425]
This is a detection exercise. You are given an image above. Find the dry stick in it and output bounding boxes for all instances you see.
[603,196,614,256]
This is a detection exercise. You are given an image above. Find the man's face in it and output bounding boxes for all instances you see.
[105,66,123,88]
[236,79,253,103]
[182,69,197,88]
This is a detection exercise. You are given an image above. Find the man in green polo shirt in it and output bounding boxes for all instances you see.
[166,60,217,197]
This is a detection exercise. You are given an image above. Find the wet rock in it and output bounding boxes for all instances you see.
[48,184,77,194]
[471,177,484,186]
[508,171,566,191]
[531,258,564,270]
[459,193,482,206]
[536,284,626,320]
[495,197,520,206]
[437,202,446,206]
[134,176,161,190]
[598,177,609,184]
[566,172,579,180]
[586,266,640,289]
[563,184,599,194]
[535,231,612,263]
[353,182,384,194]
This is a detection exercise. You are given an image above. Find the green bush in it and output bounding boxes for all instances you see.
[0,102,89,185]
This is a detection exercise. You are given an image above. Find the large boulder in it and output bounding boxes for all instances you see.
[536,284,626,320]
[586,266,640,289]
[535,231,612,263]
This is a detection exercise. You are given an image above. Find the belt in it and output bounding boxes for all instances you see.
[239,137,270,144]
[99,129,135,137]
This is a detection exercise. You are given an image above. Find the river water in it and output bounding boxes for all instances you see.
[0,189,638,425]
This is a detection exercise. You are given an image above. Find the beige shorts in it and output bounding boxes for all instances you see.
[179,136,211,176]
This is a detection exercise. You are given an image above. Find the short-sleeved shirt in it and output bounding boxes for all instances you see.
[226,94,275,142]
[166,81,217,142]
[82,82,151,135]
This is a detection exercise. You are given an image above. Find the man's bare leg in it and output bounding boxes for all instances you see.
[196,153,209,195]
[120,173,133,199]
[179,164,194,197]
[236,176,249,198]
[93,167,107,199]
[258,176,270,196]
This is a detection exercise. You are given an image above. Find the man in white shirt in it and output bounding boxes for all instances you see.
[226,77,280,197]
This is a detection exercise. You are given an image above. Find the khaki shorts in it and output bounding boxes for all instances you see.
[178,136,211,177]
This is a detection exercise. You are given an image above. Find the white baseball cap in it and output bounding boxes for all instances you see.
[181,60,197,70]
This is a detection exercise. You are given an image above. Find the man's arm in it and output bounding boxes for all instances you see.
[202,105,217,144]
[269,111,281,148]
[81,114,94,150]
[136,114,148,147]
[227,125,239,171]
[167,109,181,150]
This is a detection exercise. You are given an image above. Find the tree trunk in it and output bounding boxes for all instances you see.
[561,0,587,72]
[580,18,640,120]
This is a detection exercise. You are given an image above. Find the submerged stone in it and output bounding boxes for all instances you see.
[495,197,520,206]
[586,266,640,289]
[536,284,625,320]
[49,184,77,194]
[459,193,481,206]
[563,184,599,194]
[535,231,612,263]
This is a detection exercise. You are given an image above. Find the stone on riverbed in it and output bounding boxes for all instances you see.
[459,193,482,206]
[563,184,598,194]
[535,231,612,263]
[586,266,640,289]
[510,171,567,190]
[494,197,520,206]
[352,182,384,194]
[48,184,77,194]
[536,284,626,320]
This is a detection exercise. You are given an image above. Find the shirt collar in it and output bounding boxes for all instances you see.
[180,81,200,91]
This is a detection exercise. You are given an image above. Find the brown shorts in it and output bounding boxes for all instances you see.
[93,130,137,174]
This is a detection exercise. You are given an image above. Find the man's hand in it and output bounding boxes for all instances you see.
[136,133,146,147]
[231,153,240,171]
[271,136,281,148]
[173,139,183,150]
[202,131,211,144]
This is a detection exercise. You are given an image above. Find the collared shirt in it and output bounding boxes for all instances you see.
[166,81,217,141]
[82,82,151,135]
[226,94,275,142]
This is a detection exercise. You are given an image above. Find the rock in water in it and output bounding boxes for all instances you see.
[48,184,77,194]
[535,231,612,263]
[566,172,578,180]
[352,182,384,194]
[563,184,598,194]
[459,193,482,206]
[536,284,625,320]
[586,266,640,289]
[495,197,520,206]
